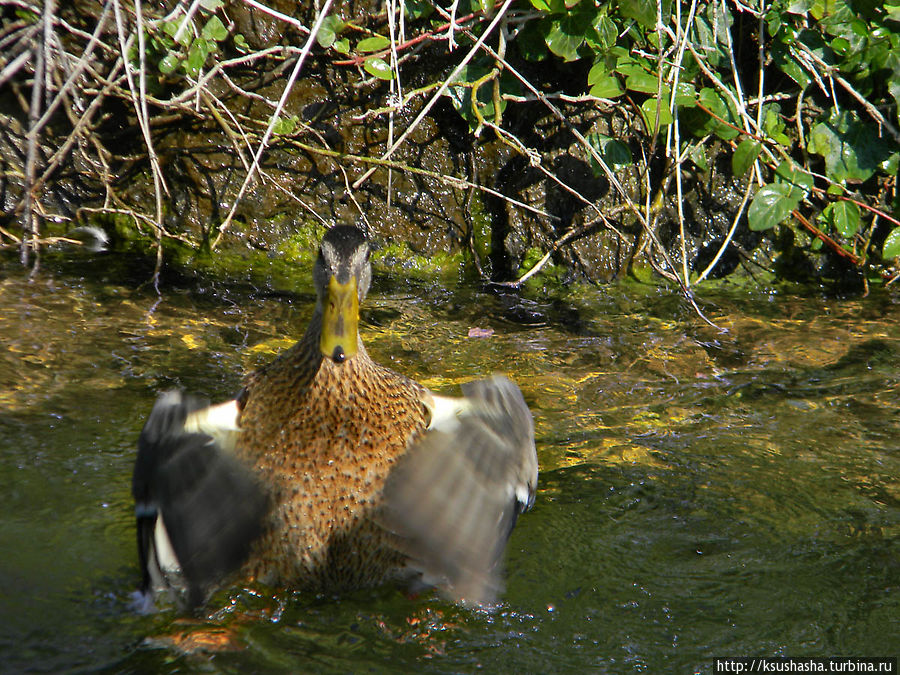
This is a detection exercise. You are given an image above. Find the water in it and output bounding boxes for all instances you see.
[1,253,897,673]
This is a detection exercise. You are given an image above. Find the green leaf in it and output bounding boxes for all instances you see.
[748,183,802,231]
[184,38,211,77]
[673,82,697,107]
[589,75,623,98]
[271,115,298,135]
[690,145,709,172]
[403,0,434,19]
[732,139,761,176]
[771,41,812,88]
[333,37,350,55]
[830,36,850,54]
[233,33,249,53]
[774,160,814,194]
[586,132,632,176]
[641,96,673,130]
[200,0,224,10]
[587,60,608,85]
[357,35,390,53]
[763,105,791,145]
[821,200,860,238]
[545,16,586,61]
[515,18,550,61]
[786,0,813,13]
[883,227,900,260]
[625,72,661,94]
[614,54,647,78]
[201,16,227,41]
[317,16,346,49]
[363,56,393,80]
[807,110,894,183]
[585,15,617,51]
[164,19,193,46]
[158,52,180,75]
[619,0,659,28]
[697,87,739,140]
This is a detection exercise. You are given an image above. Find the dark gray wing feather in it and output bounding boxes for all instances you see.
[132,391,268,608]
[380,375,537,605]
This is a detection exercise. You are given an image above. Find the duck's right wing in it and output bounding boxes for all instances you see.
[131,391,268,610]
[380,375,538,605]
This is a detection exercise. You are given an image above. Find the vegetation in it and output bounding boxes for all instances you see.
[1,0,897,293]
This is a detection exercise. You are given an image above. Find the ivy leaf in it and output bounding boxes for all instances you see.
[545,15,585,61]
[357,35,390,53]
[515,18,549,61]
[587,60,609,85]
[363,56,393,80]
[732,139,761,176]
[821,200,860,238]
[748,183,802,231]
[588,61,623,97]
[763,105,791,145]
[585,15,617,51]
[807,110,893,184]
[619,0,658,28]
[883,227,900,260]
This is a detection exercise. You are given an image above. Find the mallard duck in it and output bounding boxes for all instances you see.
[132,225,538,610]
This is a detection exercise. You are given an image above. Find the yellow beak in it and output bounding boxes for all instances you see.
[320,275,359,362]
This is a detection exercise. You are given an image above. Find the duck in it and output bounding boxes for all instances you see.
[132,225,538,610]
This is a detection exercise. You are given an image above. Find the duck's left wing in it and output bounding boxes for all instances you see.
[380,375,537,605]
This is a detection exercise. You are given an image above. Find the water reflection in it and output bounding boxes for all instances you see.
[0,255,898,673]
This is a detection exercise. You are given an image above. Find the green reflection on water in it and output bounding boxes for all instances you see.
[0,254,898,674]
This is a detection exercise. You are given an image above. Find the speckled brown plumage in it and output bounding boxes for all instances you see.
[235,310,429,592]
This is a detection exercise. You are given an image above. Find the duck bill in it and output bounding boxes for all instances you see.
[320,275,359,363]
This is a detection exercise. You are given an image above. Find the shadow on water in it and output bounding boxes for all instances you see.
[0,252,898,673]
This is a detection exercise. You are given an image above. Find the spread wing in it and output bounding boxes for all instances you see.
[379,375,538,605]
[132,391,268,609]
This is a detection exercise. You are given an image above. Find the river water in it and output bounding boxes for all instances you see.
[1,251,897,673]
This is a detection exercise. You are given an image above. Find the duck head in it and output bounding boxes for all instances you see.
[313,225,372,364]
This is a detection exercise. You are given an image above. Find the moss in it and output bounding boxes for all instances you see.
[372,240,465,281]
[277,223,328,263]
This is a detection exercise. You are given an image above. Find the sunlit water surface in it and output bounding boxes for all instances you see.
[0,253,897,674]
